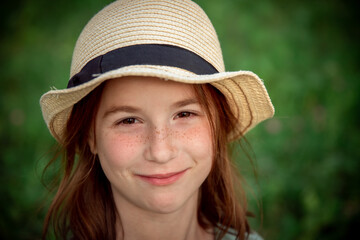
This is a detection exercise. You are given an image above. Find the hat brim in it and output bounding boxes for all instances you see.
[40,65,274,143]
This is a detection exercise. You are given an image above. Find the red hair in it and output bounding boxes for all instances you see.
[42,81,251,240]
[193,84,250,239]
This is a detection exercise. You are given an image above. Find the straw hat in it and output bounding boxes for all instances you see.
[40,0,275,143]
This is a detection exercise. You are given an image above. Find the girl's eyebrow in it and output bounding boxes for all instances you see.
[102,98,199,119]
[102,105,140,119]
[171,98,199,108]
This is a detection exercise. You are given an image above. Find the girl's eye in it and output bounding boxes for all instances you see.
[176,112,194,119]
[117,118,139,125]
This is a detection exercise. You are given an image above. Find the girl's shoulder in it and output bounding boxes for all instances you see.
[221,229,264,240]
[247,231,264,240]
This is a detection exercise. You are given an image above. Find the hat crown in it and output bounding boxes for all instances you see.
[70,0,225,77]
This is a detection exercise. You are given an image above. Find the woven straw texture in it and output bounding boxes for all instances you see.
[40,0,275,143]
[71,0,224,77]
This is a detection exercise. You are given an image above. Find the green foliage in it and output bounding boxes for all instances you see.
[1,0,358,239]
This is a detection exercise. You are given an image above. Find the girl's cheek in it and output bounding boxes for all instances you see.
[176,124,212,151]
[101,132,146,165]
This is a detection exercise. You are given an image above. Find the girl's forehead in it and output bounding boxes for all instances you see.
[103,76,195,96]
[99,76,198,108]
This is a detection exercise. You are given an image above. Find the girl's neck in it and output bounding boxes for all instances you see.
[114,193,214,240]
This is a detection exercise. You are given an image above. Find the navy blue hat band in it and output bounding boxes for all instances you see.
[67,44,219,88]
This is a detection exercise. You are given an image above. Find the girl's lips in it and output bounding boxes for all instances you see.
[136,169,188,186]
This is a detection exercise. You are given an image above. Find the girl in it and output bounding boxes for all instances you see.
[40,0,274,239]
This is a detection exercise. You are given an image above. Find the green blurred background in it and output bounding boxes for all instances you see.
[1,0,359,239]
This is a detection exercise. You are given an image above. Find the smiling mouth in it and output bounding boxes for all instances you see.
[135,169,188,186]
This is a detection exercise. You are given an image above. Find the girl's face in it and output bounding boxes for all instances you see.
[89,76,213,214]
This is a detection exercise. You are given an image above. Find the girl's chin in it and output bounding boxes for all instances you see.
[139,192,197,215]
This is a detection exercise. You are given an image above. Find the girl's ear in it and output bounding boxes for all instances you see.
[88,127,97,154]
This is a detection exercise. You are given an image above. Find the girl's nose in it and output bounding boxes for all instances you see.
[143,127,177,164]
